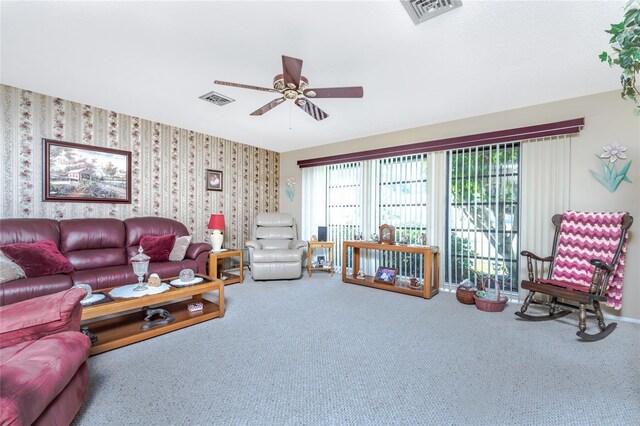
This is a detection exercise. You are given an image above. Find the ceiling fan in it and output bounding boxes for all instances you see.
[214,55,364,121]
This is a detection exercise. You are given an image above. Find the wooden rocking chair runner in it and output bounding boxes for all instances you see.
[516,211,633,341]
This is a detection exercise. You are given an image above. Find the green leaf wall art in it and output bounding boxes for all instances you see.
[589,143,632,192]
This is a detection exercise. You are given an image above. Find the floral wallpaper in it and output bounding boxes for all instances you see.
[0,84,279,248]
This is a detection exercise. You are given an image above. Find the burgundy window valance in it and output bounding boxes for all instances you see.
[297,118,584,168]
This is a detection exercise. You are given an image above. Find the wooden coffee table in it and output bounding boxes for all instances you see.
[81,275,224,355]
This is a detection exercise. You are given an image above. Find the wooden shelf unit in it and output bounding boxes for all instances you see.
[81,277,224,355]
[342,241,440,299]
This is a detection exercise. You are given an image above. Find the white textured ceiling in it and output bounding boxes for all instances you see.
[0,0,625,152]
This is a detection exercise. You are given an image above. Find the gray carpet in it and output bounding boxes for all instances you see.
[74,273,640,425]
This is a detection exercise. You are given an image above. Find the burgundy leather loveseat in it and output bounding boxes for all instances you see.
[0,217,211,306]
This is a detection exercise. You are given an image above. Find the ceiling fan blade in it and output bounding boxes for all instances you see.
[295,99,328,121]
[214,80,278,93]
[304,87,364,98]
[282,55,303,90]
[250,97,286,116]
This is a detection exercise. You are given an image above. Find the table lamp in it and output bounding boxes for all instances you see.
[208,214,225,252]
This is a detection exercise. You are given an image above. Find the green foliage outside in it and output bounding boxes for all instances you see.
[448,146,520,291]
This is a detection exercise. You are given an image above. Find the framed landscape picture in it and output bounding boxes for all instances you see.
[43,138,131,203]
[206,169,223,191]
[373,266,398,284]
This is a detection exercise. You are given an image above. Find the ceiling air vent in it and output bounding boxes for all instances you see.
[199,91,235,106]
[400,0,462,25]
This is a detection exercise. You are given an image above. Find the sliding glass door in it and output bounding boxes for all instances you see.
[446,143,520,293]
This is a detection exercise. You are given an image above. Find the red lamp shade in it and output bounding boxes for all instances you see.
[208,214,225,231]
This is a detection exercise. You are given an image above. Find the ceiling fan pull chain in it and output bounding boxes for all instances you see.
[289,102,293,130]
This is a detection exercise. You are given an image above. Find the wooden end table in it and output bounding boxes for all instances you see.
[308,241,335,277]
[208,249,243,285]
[81,275,224,356]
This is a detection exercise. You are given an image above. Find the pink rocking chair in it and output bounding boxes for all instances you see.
[516,211,633,341]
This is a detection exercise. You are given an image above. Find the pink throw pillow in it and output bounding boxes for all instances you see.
[1,240,74,278]
[139,234,176,262]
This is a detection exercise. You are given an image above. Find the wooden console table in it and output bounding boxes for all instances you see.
[342,241,439,299]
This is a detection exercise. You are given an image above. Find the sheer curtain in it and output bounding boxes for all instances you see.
[427,152,446,287]
[300,166,327,241]
[519,136,571,299]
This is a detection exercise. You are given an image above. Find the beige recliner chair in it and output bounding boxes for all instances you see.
[245,213,306,280]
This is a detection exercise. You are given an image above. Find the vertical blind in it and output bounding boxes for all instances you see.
[327,162,362,271]
[445,142,520,294]
[377,154,429,279]
[301,132,574,299]
[320,154,429,277]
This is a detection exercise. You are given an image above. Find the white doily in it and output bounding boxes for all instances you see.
[80,293,106,306]
[109,283,171,299]
[170,276,204,287]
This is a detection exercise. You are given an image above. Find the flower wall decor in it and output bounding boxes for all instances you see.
[589,143,632,192]
[285,177,296,201]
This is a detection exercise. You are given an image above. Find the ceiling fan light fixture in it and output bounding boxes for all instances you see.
[215,55,362,121]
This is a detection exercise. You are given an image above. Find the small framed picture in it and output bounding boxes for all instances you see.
[374,266,398,284]
[316,256,325,267]
[206,169,223,191]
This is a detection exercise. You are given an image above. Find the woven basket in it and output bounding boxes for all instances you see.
[473,278,508,312]
[456,286,476,305]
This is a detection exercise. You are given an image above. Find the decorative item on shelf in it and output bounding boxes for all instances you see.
[589,143,632,193]
[311,234,318,242]
[418,233,427,246]
[456,278,477,305]
[140,308,175,330]
[473,277,508,312]
[408,276,422,290]
[317,256,325,267]
[188,302,204,313]
[398,234,408,245]
[374,266,398,284]
[208,214,225,252]
[131,246,150,291]
[370,232,378,242]
[148,273,161,287]
[179,269,195,282]
[357,270,366,279]
[378,224,396,245]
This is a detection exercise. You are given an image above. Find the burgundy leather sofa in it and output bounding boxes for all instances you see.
[0,288,90,425]
[0,217,211,306]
